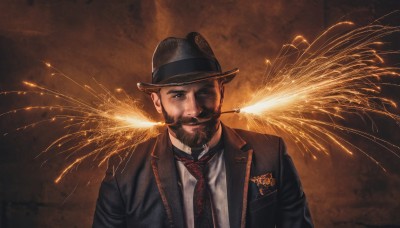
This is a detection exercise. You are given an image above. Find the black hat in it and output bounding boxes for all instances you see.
[137,32,239,93]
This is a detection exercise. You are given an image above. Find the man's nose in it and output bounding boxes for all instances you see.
[184,94,203,117]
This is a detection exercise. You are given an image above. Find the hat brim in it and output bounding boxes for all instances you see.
[137,68,239,94]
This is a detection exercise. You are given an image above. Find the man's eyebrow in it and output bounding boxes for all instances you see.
[200,83,217,89]
[166,89,186,95]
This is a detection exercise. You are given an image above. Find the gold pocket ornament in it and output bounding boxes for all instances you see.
[250,172,276,196]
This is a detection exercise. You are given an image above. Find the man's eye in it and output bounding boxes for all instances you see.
[173,93,184,98]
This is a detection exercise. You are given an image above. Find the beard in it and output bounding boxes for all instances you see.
[161,102,221,148]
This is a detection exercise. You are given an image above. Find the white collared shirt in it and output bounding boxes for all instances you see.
[169,125,230,228]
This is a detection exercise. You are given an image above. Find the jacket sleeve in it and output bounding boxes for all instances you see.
[276,138,314,228]
[93,157,127,228]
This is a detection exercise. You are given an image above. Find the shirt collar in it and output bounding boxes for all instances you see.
[168,123,222,156]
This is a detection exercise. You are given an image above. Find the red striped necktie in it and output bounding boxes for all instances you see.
[173,142,223,228]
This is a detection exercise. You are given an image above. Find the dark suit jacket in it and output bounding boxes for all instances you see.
[93,123,313,228]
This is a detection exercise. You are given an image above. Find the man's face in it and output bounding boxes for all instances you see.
[151,80,224,148]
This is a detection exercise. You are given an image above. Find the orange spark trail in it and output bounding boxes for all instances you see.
[2,64,162,183]
[1,21,400,183]
[236,22,400,170]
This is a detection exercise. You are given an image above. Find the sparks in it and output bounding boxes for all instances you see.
[23,81,38,88]
[2,21,400,183]
[2,63,162,183]
[235,22,400,170]
[114,115,164,128]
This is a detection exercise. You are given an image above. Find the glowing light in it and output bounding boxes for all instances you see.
[2,62,161,183]
[114,115,163,128]
[237,22,400,170]
[23,81,38,88]
[2,21,400,183]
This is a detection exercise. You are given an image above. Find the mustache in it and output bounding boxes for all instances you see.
[165,111,221,126]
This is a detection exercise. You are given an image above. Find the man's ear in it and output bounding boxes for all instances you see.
[150,92,163,114]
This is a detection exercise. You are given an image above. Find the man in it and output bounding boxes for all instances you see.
[93,32,313,228]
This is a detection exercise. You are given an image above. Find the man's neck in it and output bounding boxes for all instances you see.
[168,123,222,155]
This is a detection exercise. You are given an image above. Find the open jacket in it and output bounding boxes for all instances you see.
[93,123,313,228]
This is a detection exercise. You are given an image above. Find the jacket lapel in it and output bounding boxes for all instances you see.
[150,125,253,228]
[151,131,185,228]
[222,124,253,228]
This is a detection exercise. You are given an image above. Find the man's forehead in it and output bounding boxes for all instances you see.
[160,80,219,93]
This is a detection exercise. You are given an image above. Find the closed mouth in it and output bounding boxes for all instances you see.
[183,117,213,126]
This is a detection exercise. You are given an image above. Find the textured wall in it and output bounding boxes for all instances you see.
[1,0,400,227]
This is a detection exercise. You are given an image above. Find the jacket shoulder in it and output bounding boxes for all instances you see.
[232,128,282,175]
[107,133,161,175]
[232,127,281,148]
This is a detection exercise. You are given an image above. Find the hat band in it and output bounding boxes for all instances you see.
[152,58,221,83]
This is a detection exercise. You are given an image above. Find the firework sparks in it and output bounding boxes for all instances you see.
[2,64,162,183]
[1,21,400,182]
[231,22,400,170]
[114,115,163,128]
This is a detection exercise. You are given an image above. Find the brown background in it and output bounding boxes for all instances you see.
[1,0,400,227]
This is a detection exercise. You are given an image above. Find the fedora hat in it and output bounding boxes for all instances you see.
[137,32,239,93]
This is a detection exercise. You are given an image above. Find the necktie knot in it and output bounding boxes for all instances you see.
[191,147,203,161]
[174,148,217,180]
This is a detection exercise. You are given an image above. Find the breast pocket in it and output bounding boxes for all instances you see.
[247,190,277,228]
[249,190,277,212]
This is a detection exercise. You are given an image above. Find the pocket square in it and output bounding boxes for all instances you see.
[250,172,276,196]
